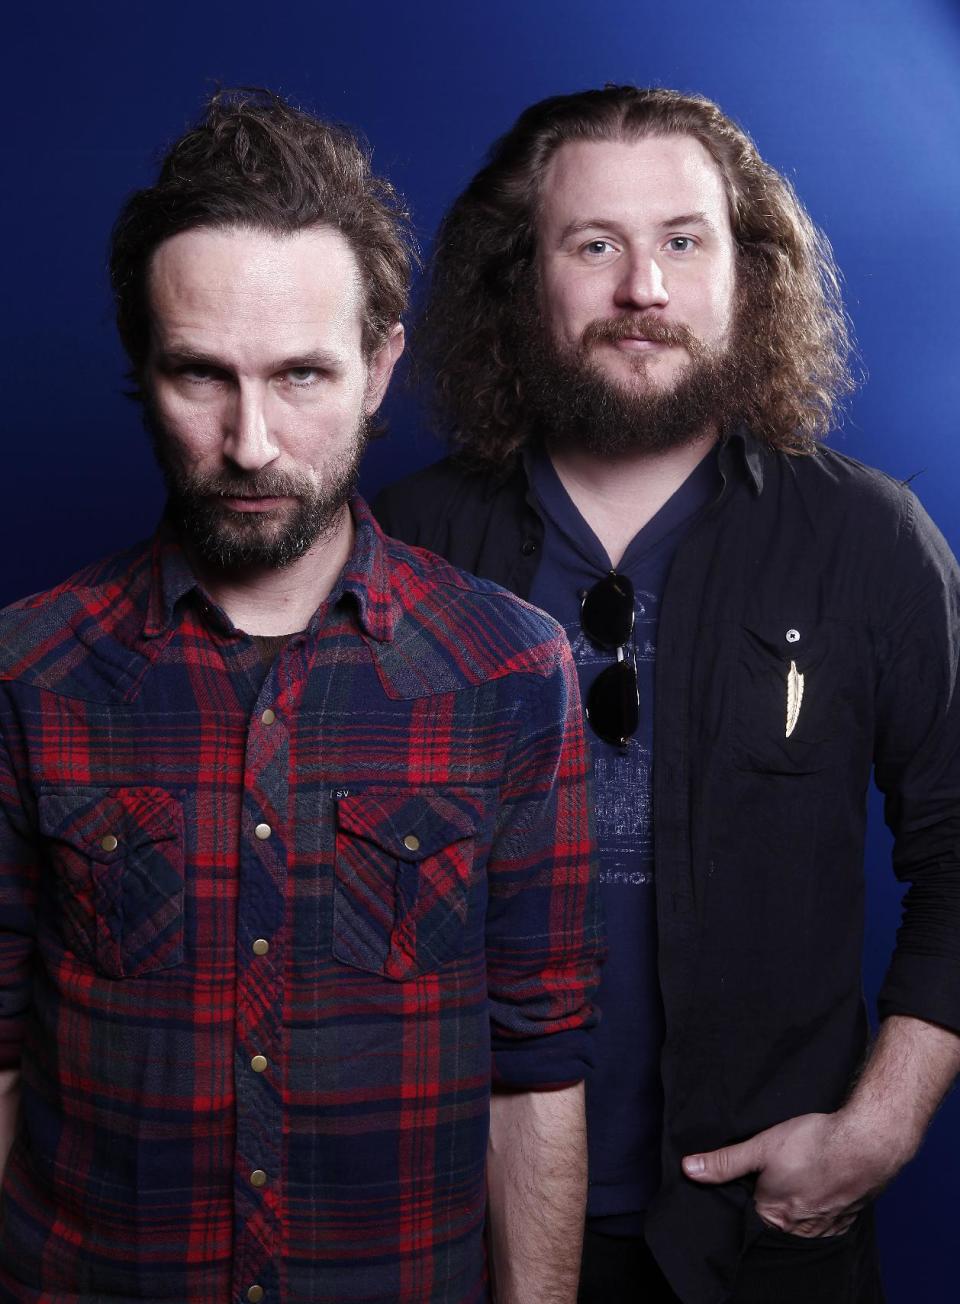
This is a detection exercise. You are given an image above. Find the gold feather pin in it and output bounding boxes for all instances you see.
[785,660,804,738]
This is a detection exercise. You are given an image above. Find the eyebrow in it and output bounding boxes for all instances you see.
[154,346,345,372]
[558,211,720,243]
[658,211,717,232]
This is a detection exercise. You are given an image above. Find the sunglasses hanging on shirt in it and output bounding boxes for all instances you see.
[579,571,640,748]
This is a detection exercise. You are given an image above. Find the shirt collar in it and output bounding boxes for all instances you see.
[521,425,766,497]
[142,498,400,643]
[719,425,765,495]
[332,497,399,643]
[142,523,203,638]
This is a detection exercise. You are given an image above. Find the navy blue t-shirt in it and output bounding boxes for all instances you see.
[526,446,719,1225]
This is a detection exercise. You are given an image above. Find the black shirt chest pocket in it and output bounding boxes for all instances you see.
[731,616,867,775]
[333,790,479,980]
[38,786,185,979]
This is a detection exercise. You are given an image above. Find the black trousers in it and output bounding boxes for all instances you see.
[578,1211,885,1304]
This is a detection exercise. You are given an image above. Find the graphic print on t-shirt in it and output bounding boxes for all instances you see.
[564,590,658,884]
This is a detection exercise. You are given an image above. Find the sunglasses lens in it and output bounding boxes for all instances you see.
[581,573,635,648]
[585,661,639,747]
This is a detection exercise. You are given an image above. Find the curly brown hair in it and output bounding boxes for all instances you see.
[419,85,855,464]
[110,87,415,391]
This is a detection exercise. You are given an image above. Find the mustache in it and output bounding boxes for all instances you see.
[187,470,314,500]
[580,314,702,354]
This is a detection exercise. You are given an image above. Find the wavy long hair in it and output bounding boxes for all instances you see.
[419,86,855,465]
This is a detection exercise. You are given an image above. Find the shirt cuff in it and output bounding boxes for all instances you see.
[878,951,960,1035]
[491,1024,597,1090]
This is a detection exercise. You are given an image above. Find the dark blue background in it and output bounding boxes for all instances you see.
[5,2,960,1298]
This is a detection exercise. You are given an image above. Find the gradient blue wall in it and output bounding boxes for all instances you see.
[5,2,960,1298]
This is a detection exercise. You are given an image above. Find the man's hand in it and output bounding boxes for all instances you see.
[682,1109,901,1237]
[682,1015,960,1238]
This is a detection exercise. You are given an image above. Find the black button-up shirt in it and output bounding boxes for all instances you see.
[375,430,960,1303]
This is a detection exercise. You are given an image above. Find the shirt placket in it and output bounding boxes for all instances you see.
[232,661,294,1304]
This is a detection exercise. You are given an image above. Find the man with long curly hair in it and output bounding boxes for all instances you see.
[376,86,960,1303]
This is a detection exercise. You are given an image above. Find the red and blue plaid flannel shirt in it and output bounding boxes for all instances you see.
[0,500,602,1303]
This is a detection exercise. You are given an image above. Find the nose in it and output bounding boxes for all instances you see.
[221,383,280,472]
[614,254,669,311]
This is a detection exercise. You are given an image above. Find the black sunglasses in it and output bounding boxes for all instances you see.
[579,571,640,748]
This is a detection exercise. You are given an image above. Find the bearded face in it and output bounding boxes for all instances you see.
[528,135,754,454]
[141,226,395,577]
[148,401,367,571]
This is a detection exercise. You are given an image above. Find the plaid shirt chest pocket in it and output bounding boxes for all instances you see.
[38,786,185,979]
[333,790,479,980]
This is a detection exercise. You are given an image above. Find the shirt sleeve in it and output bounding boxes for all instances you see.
[0,692,38,1070]
[484,630,605,1089]
[873,488,960,1032]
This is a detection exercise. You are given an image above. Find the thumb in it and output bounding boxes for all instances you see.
[682,1134,765,1184]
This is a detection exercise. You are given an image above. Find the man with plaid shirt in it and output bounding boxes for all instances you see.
[0,91,603,1303]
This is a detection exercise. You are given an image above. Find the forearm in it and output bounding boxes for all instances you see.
[0,1067,20,1180]
[683,1015,960,1234]
[486,1083,587,1304]
[840,1014,960,1160]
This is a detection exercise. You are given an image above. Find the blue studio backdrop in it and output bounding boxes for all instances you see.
[5,2,960,1299]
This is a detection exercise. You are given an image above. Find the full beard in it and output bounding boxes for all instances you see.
[518,308,748,457]
[147,406,368,572]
